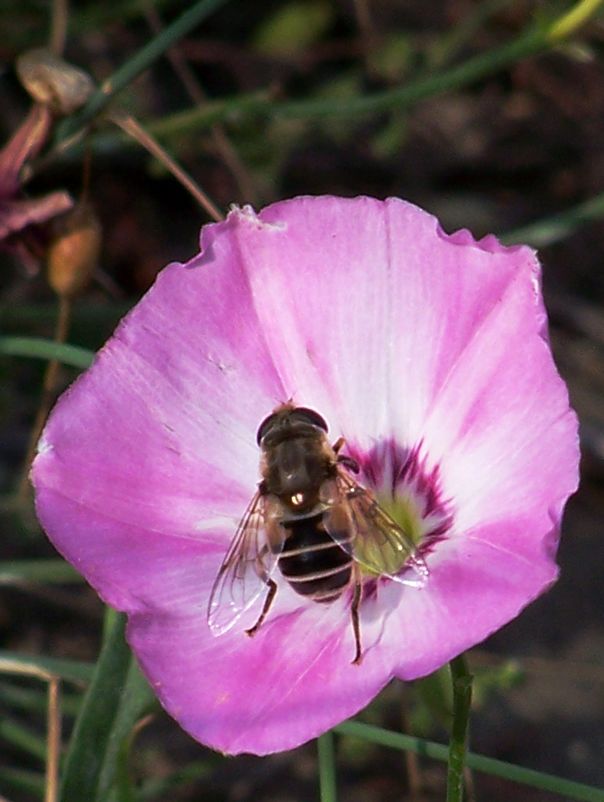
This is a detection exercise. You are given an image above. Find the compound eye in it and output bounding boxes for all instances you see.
[256,412,278,445]
[290,407,328,433]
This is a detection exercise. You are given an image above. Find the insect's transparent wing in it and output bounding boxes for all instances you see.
[207,491,280,635]
[327,471,429,587]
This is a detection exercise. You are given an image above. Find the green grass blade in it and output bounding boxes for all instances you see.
[57,0,233,140]
[0,559,82,585]
[0,767,45,797]
[59,609,130,800]
[95,660,156,802]
[0,651,94,685]
[0,336,94,368]
[59,609,156,802]
[0,716,48,761]
[336,720,604,802]
[502,191,604,247]
[0,679,82,717]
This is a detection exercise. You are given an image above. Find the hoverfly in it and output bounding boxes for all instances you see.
[207,403,428,663]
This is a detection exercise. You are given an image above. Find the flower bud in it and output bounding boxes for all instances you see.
[47,202,101,299]
[16,48,95,116]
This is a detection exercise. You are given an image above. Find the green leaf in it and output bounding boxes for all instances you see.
[472,660,524,708]
[253,1,333,56]
[96,660,157,802]
[59,609,155,802]
[368,33,414,82]
[0,336,94,369]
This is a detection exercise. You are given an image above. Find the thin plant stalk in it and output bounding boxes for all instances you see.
[109,111,223,221]
[46,678,62,802]
[143,3,258,204]
[55,0,232,141]
[352,0,377,75]
[0,660,62,802]
[502,190,604,247]
[18,295,72,500]
[36,0,604,177]
[317,731,338,802]
[548,0,604,41]
[50,0,68,55]
[335,720,604,802]
[446,656,473,802]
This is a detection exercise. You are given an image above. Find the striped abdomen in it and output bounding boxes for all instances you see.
[278,513,352,602]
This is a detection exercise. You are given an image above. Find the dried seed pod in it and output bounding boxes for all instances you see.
[47,202,102,299]
[16,48,95,116]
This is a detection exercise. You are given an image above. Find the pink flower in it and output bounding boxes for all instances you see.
[32,196,579,755]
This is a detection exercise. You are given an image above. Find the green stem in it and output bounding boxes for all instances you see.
[317,731,338,802]
[42,0,604,169]
[0,336,94,369]
[280,27,545,121]
[270,0,603,121]
[548,0,604,41]
[55,0,232,141]
[80,28,545,134]
[0,559,82,585]
[446,656,473,802]
[335,721,604,802]
[502,190,604,247]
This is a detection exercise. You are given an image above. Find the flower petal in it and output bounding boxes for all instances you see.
[129,588,397,755]
[0,192,73,240]
[386,517,559,679]
[34,487,222,614]
[32,195,579,757]
[225,198,539,449]
[33,221,288,545]
[0,105,52,197]
[420,244,579,534]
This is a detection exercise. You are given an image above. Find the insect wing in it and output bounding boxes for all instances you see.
[329,471,429,586]
[207,491,280,635]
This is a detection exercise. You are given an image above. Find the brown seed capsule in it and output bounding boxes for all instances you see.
[16,48,95,116]
[47,202,102,299]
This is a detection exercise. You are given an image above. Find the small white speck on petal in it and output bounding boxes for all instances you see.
[36,436,53,455]
[229,204,286,232]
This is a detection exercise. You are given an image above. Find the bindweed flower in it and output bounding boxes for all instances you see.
[32,196,579,755]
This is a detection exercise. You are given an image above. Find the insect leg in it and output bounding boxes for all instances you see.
[245,578,278,637]
[351,573,363,665]
[333,436,360,473]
